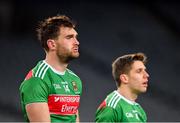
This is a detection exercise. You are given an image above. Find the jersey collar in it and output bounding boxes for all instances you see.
[43,60,66,75]
[114,90,139,105]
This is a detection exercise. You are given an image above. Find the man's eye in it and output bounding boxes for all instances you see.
[66,36,71,39]
[137,69,142,73]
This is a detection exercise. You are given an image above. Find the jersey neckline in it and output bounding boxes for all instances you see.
[114,90,139,105]
[43,60,66,75]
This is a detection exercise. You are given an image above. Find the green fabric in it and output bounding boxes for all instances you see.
[95,91,147,122]
[19,60,82,122]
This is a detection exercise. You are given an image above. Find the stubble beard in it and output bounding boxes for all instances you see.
[57,51,79,64]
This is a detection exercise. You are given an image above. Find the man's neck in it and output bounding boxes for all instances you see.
[45,54,68,72]
[117,86,138,102]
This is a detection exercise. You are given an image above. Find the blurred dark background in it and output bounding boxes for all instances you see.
[0,0,180,121]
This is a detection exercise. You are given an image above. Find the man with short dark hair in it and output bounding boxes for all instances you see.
[19,15,82,122]
[95,53,149,122]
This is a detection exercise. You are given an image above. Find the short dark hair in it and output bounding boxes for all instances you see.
[112,52,147,87]
[36,15,76,51]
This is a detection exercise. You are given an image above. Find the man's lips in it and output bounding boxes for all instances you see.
[73,47,79,52]
[142,81,148,87]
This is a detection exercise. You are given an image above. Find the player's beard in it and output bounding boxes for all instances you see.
[56,47,79,64]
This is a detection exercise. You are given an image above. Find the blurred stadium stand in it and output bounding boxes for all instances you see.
[0,0,180,121]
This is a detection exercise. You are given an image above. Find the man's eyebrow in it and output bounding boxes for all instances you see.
[136,67,146,71]
[65,34,74,38]
[66,33,78,37]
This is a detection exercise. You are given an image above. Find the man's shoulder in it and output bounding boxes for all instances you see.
[32,60,50,79]
[105,91,123,109]
[66,69,81,80]
[66,69,78,76]
[19,76,45,91]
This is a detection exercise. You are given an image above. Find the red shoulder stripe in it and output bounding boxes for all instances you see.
[25,70,33,80]
[98,100,106,109]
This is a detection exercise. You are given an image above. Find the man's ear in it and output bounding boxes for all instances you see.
[47,39,56,50]
[120,74,128,84]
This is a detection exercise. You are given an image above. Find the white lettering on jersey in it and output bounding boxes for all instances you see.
[61,81,68,84]
[63,85,70,92]
[126,112,133,118]
[54,97,60,102]
[53,84,61,89]
[61,104,77,113]
[126,110,140,120]
[132,110,139,120]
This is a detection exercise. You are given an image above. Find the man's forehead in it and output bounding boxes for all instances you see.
[60,27,77,34]
[132,61,146,69]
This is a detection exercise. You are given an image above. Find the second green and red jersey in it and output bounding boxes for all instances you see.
[19,60,82,122]
[95,90,147,122]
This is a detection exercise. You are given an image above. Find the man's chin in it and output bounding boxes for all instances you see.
[72,53,80,58]
[67,54,80,62]
[142,88,147,93]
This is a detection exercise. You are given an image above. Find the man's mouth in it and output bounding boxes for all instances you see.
[142,81,148,87]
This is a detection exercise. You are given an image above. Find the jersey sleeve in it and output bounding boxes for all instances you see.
[20,77,49,105]
[95,106,120,122]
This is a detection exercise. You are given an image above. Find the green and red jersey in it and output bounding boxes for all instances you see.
[95,90,147,122]
[19,60,82,122]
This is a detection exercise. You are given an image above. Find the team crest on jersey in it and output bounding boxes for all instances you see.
[71,81,78,91]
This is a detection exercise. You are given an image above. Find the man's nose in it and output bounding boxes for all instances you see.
[145,71,149,78]
[74,38,79,45]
